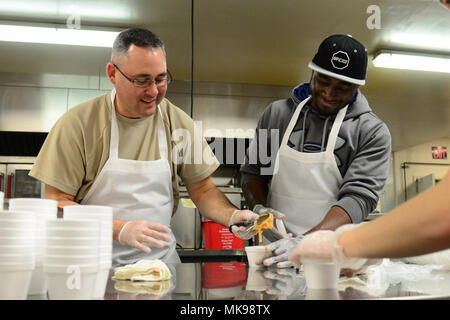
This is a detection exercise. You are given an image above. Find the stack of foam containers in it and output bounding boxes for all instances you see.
[8,198,58,297]
[44,218,100,299]
[63,205,113,299]
[0,210,36,299]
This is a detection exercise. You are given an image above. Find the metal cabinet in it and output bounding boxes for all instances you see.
[0,164,5,194]
[0,157,45,208]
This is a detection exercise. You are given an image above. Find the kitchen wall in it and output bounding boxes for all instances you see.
[0,72,110,132]
[377,153,396,213]
[392,137,450,206]
[0,71,290,136]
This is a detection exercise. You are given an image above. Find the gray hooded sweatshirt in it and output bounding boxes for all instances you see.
[240,82,392,223]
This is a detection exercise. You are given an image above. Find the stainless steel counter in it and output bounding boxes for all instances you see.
[98,258,450,301]
[24,252,450,301]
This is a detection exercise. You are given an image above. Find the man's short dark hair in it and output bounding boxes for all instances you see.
[112,28,165,57]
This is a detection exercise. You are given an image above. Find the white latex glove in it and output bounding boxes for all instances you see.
[118,220,172,253]
[253,205,290,241]
[261,237,302,268]
[288,224,368,270]
[228,209,259,240]
[253,204,286,220]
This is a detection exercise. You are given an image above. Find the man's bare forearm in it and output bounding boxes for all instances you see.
[305,205,352,235]
[187,177,237,227]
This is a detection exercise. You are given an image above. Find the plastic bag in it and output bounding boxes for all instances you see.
[365,259,448,295]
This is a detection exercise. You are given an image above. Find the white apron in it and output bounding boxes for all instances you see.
[81,89,179,266]
[267,96,348,237]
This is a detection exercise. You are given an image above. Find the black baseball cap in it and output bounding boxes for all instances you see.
[308,34,368,85]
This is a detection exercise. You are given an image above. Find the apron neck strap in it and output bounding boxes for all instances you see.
[281,95,348,153]
[325,105,347,153]
[109,89,120,159]
[156,107,168,160]
[109,89,168,160]
[281,96,310,147]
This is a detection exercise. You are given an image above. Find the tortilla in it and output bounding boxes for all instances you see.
[112,259,172,281]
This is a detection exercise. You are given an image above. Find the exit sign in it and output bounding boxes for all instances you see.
[432,146,447,159]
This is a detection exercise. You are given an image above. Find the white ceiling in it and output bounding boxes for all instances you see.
[0,0,449,151]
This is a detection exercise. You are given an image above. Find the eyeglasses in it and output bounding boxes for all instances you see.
[112,63,172,88]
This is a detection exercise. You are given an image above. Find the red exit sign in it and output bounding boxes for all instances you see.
[432,146,447,159]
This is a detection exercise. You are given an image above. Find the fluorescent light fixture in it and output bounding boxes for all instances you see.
[0,23,119,47]
[372,50,450,73]
[0,2,131,20]
[389,32,450,52]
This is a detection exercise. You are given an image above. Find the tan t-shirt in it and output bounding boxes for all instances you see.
[30,92,219,213]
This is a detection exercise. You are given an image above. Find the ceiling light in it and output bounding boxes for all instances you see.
[372,50,450,73]
[0,2,131,20]
[0,23,119,47]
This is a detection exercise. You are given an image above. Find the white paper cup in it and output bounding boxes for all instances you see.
[92,266,111,299]
[99,256,112,265]
[302,259,340,289]
[45,236,99,247]
[0,210,36,228]
[305,288,340,300]
[46,219,100,229]
[99,245,112,252]
[0,192,4,210]
[0,221,35,230]
[45,264,98,300]
[245,267,272,291]
[45,245,98,256]
[44,254,99,265]
[9,198,57,209]
[0,245,34,254]
[46,228,99,238]
[63,205,113,220]
[9,198,58,218]
[28,264,48,296]
[0,236,35,246]
[0,265,34,299]
[100,232,113,243]
[0,227,35,238]
[0,209,35,218]
[100,223,113,233]
[0,253,35,264]
[245,246,271,268]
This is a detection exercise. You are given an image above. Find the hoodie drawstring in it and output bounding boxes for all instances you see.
[300,108,330,152]
[321,117,330,152]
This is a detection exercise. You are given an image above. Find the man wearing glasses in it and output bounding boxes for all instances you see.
[30,28,258,266]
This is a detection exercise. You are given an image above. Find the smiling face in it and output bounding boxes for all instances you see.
[106,44,168,118]
[309,71,359,116]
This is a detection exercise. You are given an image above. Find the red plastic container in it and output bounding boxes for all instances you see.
[202,262,247,288]
[202,220,244,250]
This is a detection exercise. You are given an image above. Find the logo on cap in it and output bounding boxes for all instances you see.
[331,51,350,70]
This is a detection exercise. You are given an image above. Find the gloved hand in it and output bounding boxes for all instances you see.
[253,204,286,220]
[263,267,307,299]
[253,205,290,241]
[228,209,259,240]
[288,224,368,270]
[260,237,303,268]
[118,220,172,253]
